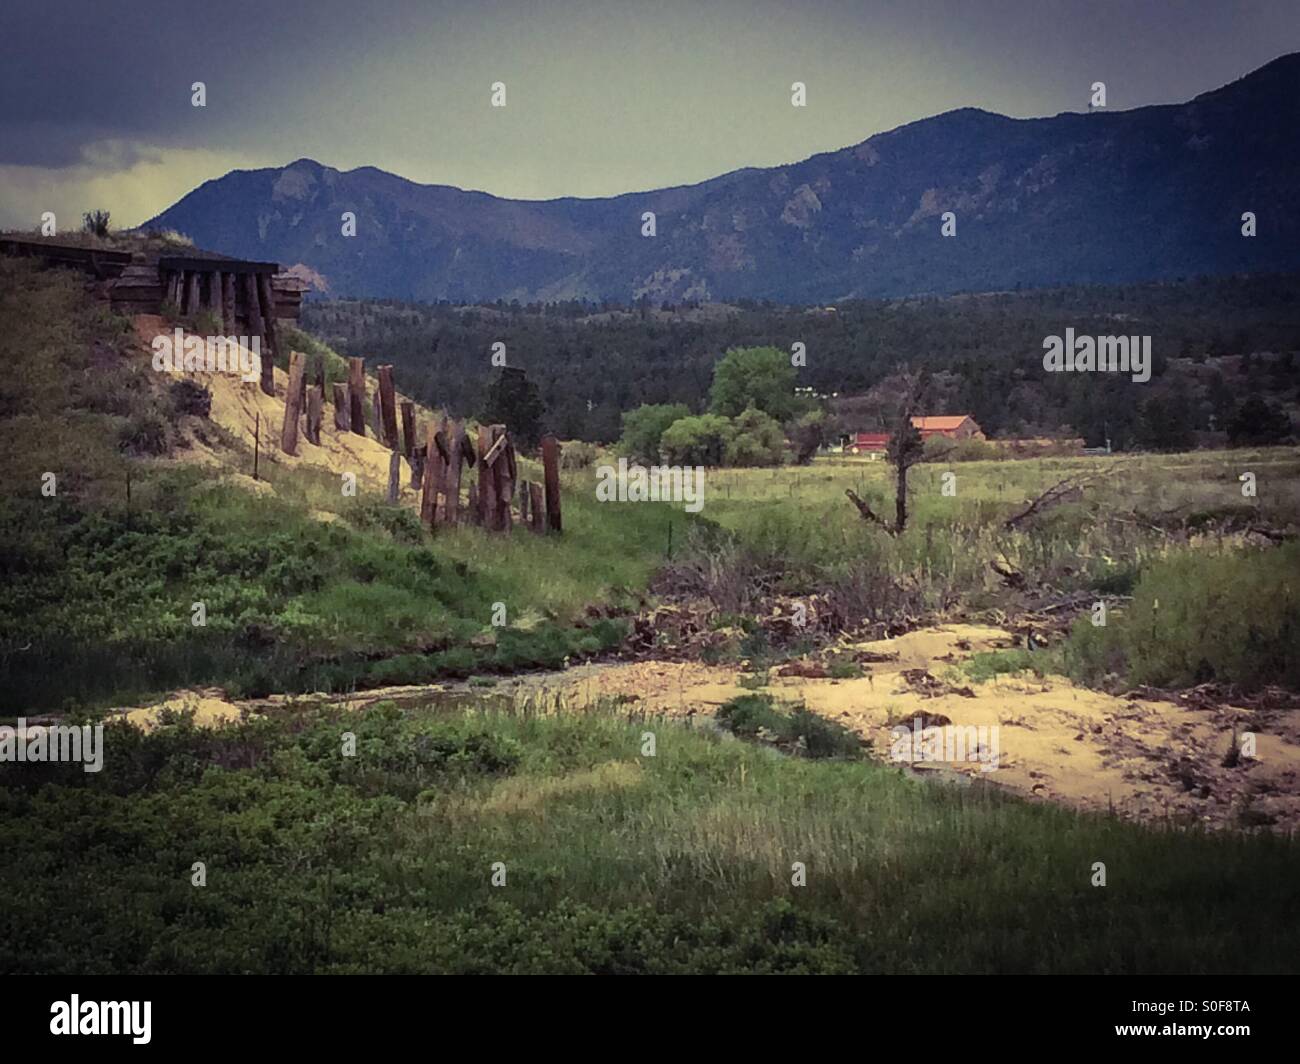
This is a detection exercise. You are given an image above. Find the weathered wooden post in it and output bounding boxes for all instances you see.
[257,273,281,381]
[305,385,323,445]
[419,422,441,527]
[332,383,350,430]
[222,272,236,331]
[209,270,224,331]
[387,450,401,504]
[378,365,399,449]
[519,478,531,524]
[244,274,273,396]
[529,482,545,534]
[444,421,463,525]
[477,426,497,529]
[490,425,514,532]
[542,434,563,533]
[399,400,416,458]
[185,271,201,317]
[347,357,366,436]
[166,270,182,308]
[372,388,383,439]
[409,441,425,490]
[281,351,306,454]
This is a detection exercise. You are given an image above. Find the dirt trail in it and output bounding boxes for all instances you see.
[116,624,1300,832]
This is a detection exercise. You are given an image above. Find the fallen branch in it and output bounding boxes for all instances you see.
[989,557,1026,589]
[1004,473,1101,530]
[845,489,897,535]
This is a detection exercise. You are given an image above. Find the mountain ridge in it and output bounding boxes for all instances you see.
[142,52,1300,303]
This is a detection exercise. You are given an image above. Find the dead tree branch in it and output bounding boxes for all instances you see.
[1004,473,1101,530]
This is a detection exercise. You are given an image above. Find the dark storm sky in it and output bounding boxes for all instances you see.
[0,0,1296,226]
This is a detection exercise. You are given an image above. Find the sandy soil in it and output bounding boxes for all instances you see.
[504,625,1300,831]
[111,624,1300,832]
[133,315,422,500]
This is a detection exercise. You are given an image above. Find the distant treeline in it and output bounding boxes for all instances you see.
[300,274,1300,447]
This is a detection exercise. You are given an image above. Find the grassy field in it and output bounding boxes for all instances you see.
[3,697,1297,974]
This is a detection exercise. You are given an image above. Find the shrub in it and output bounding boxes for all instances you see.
[618,403,691,464]
[170,380,212,418]
[82,209,111,237]
[117,412,169,456]
[715,694,862,758]
[1063,544,1300,691]
[724,407,784,467]
[660,413,733,467]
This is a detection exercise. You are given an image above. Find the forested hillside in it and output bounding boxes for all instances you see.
[302,273,1300,447]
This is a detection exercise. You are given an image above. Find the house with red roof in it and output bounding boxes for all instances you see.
[847,415,984,454]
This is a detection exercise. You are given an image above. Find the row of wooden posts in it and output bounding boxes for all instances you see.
[271,351,561,534]
[163,266,282,397]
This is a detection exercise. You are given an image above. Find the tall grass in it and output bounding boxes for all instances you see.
[2,699,1296,973]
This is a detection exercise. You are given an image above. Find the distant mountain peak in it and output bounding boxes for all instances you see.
[144,53,1299,304]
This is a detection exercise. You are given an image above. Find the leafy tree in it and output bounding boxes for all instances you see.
[1136,393,1196,452]
[618,403,691,463]
[790,410,825,464]
[1227,396,1292,447]
[725,407,785,467]
[660,414,733,467]
[710,346,800,421]
[481,367,544,450]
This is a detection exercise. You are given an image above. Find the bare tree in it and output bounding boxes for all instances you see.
[845,370,928,535]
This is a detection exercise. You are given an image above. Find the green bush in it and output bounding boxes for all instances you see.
[716,693,863,758]
[1063,544,1300,690]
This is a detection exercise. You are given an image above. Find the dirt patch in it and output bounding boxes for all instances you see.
[518,625,1300,832]
[108,624,1300,832]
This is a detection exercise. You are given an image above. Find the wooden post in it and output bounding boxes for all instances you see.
[387,450,401,504]
[347,358,366,436]
[222,272,236,332]
[419,423,439,527]
[315,359,326,403]
[399,400,415,458]
[257,273,281,384]
[332,383,350,430]
[377,365,399,449]
[477,425,497,529]
[529,482,545,534]
[432,419,449,519]
[519,479,531,524]
[542,434,562,533]
[166,270,181,308]
[409,439,426,489]
[280,351,306,454]
[244,274,272,396]
[210,270,224,332]
[305,385,323,445]
[493,425,514,532]
[372,388,383,439]
[185,271,200,317]
[444,422,463,526]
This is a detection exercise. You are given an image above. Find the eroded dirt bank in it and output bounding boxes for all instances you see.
[114,624,1300,833]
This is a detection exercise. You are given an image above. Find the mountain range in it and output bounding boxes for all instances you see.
[142,53,1300,304]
